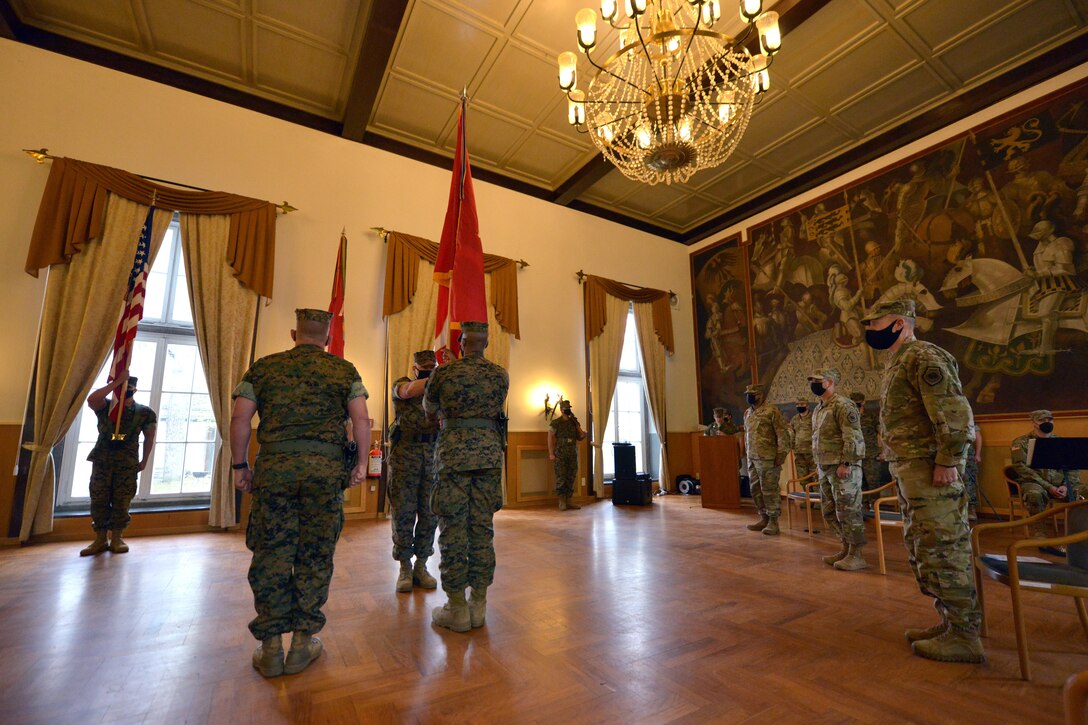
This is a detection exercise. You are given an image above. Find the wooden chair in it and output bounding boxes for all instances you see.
[1066,670,1088,725]
[1005,465,1027,522]
[781,471,818,534]
[862,481,901,575]
[971,499,1088,681]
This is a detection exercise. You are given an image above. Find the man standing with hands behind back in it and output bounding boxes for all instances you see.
[231,308,371,678]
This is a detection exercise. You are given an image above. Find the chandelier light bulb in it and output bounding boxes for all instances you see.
[756,11,781,54]
[568,89,586,126]
[636,124,653,149]
[601,0,618,21]
[678,118,693,142]
[718,89,736,124]
[576,8,598,49]
[558,52,577,91]
[666,35,681,54]
[750,53,770,93]
[629,0,648,16]
[598,124,615,143]
[740,0,762,22]
[702,0,721,25]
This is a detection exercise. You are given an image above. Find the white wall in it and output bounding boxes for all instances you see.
[0,39,699,431]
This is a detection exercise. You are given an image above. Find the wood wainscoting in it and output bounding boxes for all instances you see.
[505,431,589,508]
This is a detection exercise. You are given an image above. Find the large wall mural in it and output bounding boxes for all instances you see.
[694,78,1088,420]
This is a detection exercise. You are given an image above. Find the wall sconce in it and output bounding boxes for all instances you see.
[544,392,566,421]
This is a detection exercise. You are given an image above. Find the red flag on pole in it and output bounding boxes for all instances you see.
[328,231,347,357]
[433,94,487,363]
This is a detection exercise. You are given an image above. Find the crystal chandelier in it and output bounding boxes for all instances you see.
[558,0,782,185]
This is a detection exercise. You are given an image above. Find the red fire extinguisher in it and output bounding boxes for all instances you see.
[367,444,383,478]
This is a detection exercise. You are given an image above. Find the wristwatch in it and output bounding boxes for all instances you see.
[232,461,249,470]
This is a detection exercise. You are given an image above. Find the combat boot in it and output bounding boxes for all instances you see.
[396,560,413,592]
[79,530,109,557]
[911,629,985,663]
[558,497,568,511]
[413,557,438,589]
[564,496,581,510]
[822,541,849,565]
[746,514,770,531]
[833,544,870,571]
[904,620,949,643]
[109,530,129,554]
[284,631,322,674]
[762,516,780,536]
[468,585,487,628]
[251,634,284,678]
[432,590,471,632]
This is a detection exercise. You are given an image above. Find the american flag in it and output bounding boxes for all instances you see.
[106,205,155,427]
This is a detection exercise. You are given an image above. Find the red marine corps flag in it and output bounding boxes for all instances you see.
[106,203,155,434]
[328,230,347,357]
[433,93,487,363]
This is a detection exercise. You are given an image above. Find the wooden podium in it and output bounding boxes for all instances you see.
[698,435,741,509]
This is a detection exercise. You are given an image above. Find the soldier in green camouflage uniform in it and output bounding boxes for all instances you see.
[549,399,586,511]
[810,369,867,571]
[789,398,815,482]
[424,321,509,632]
[705,407,741,436]
[863,298,984,664]
[1011,410,1086,536]
[850,391,889,495]
[743,383,790,536]
[230,308,371,678]
[80,375,157,557]
[388,350,440,592]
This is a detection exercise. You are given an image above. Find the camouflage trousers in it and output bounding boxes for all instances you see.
[793,452,815,482]
[246,452,345,641]
[553,445,578,497]
[890,458,981,635]
[88,454,139,531]
[861,458,890,492]
[817,464,866,546]
[387,441,438,562]
[748,459,782,517]
[431,468,503,593]
[1023,479,1088,516]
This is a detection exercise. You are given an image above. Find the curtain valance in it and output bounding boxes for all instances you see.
[583,274,673,353]
[382,231,521,339]
[23,157,278,298]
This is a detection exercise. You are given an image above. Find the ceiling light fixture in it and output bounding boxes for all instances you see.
[558,0,781,185]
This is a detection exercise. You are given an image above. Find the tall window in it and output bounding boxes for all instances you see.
[601,308,658,480]
[56,220,218,511]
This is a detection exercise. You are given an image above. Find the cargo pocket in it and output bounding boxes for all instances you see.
[245,493,263,552]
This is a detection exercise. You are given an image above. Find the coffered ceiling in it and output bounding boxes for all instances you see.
[2,0,1087,242]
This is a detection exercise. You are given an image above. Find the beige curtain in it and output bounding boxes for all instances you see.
[634,302,671,493]
[180,213,259,529]
[588,294,630,498]
[20,195,171,540]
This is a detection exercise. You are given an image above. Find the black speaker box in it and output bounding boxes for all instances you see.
[612,442,636,480]
[612,475,652,505]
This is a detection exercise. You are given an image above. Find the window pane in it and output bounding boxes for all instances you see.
[130,340,157,389]
[163,344,197,392]
[181,443,215,494]
[150,442,185,495]
[617,380,642,412]
[171,270,193,325]
[191,353,209,395]
[143,229,173,321]
[69,442,97,499]
[187,394,217,442]
[602,410,616,479]
[158,392,193,442]
[619,411,642,443]
[619,311,639,372]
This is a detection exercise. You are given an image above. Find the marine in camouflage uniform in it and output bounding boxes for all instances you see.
[810,370,867,571]
[789,398,815,482]
[388,350,440,592]
[230,308,371,678]
[80,375,157,557]
[743,383,790,536]
[1011,410,1086,535]
[705,407,741,436]
[549,399,586,510]
[423,321,509,632]
[850,391,889,494]
[863,298,984,664]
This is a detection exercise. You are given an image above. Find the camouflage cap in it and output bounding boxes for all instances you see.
[460,320,488,334]
[1030,409,1054,422]
[861,298,916,322]
[795,398,808,405]
[745,384,766,395]
[296,308,333,324]
[807,367,840,383]
[126,376,138,386]
[849,392,866,404]
[713,407,727,416]
[413,350,436,365]
[559,399,572,409]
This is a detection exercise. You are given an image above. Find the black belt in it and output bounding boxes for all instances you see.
[259,439,343,459]
[406,433,437,443]
[442,418,498,431]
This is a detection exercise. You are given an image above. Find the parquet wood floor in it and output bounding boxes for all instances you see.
[0,496,1084,724]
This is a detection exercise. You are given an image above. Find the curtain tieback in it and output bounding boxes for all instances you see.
[21,443,53,453]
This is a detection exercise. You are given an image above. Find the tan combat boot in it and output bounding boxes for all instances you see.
[432,590,471,632]
[746,514,770,531]
[558,496,568,511]
[413,557,438,589]
[905,620,949,643]
[251,634,284,677]
[762,516,780,536]
[911,629,985,663]
[822,541,849,566]
[79,530,109,557]
[468,585,487,628]
[284,631,323,674]
[564,496,581,510]
[109,530,129,554]
[396,560,413,593]
[833,544,870,571]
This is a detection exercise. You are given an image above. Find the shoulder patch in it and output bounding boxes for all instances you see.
[848,409,860,423]
[922,366,944,386]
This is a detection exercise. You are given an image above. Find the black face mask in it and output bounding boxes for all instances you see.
[796,406,807,414]
[125,389,136,398]
[809,381,826,397]
[1039,421,1055,434]
[417,368,433,379]
[864,320,901,350]
[745,393,758,406]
